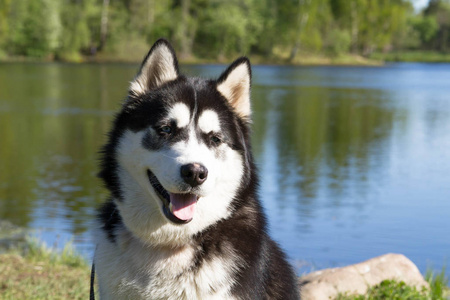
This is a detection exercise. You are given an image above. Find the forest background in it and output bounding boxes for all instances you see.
[0,0,449,64]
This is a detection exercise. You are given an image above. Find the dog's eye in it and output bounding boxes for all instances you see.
[211,136,222,144]
[159,125,172,135]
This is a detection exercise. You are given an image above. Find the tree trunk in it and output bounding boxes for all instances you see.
[441,26,448,51]
[289,8,309,62]
[99,0,110,51]
[264,0,277,57]
[350,1,359,53]
[148,0,154,24]
[180,0,191,59]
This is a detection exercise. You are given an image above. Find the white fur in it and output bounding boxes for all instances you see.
[198,109,221,133]
[130,44,178,95]
[217,63,251,118]
[168,103,191,128]
[95,225,239,299]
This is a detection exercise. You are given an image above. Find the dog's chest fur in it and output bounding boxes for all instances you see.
[95,227,238,300]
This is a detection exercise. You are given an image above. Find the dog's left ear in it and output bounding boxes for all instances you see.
[217,57,251,121]
[129,39,179,96]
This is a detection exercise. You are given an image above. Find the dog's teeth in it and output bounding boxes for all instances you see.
[169,203,173,213]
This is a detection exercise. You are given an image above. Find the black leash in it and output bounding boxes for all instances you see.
[90,261,96,300]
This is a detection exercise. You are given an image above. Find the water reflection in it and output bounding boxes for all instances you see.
[0,63,449,273]
[250,65,450,273]
[0,64,127,229]
[252,81,398,239]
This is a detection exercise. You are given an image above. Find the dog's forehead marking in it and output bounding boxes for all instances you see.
[168,102,190,128]
[198,110,221,133]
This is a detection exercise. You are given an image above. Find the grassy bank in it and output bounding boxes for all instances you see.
[371,51,450,63]
[0,36,382,66]
[0,238,90,300]
[0,233,447,299]
[6,49,450,66]
[0,48,383,66]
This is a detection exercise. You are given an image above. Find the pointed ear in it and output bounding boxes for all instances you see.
[216,57,252,120]
[129,39,179,96]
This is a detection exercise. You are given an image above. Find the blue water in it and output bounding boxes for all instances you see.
[0,62,449,275]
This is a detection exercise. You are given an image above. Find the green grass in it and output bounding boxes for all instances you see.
[0,237,90,300]
[336,268,449,300]
[24,237,88,268]
[0,46,384,66]
[371,51,450,63]
[426,268,450,300]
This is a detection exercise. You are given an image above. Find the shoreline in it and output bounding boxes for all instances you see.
[0,53,383,66]
[1,221,448,299]
[3,51,450,66]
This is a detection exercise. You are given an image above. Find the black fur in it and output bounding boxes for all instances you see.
[97,39,299,299]
[97,199,121,243]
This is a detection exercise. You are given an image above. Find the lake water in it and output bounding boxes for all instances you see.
[0,62,449,275]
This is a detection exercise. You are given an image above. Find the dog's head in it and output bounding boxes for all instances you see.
[99,39,253,246]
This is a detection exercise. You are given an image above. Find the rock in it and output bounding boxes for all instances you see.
[298,253,428,300]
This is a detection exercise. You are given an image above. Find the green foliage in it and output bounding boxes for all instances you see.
[426,267,449,299]
[0,0,448,62]
[325,28,352,56]
[356,280,427,299]
[57,4,90,60]
[336,271,449,300]
[411,16,439,44]
[7,0,61,57]
[423,0,450,51]
[194,0,265,58]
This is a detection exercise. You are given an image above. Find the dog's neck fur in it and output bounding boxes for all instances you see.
[95,205,245,300]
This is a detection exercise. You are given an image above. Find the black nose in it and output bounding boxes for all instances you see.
[180,163,208,187]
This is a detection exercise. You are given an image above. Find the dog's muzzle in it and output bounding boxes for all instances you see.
[147,169,199,224]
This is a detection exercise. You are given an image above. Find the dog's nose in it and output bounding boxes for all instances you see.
[180,163,208,187]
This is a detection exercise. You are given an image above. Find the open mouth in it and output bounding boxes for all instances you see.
[147,170,198,224]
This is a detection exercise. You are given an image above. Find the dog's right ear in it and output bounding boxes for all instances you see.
[129,39,179,96]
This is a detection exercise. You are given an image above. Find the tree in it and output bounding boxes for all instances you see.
[424,0,450,51]
[0,0,430,61]
[0,0,11,51]
[7,0,61,57]
[411,16,439,47]
[99,0,109,51]
[194,0,264,59]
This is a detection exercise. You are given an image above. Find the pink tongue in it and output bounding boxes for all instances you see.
[169,193,197,220]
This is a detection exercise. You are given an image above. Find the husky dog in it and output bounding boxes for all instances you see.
[94,39,299,299]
